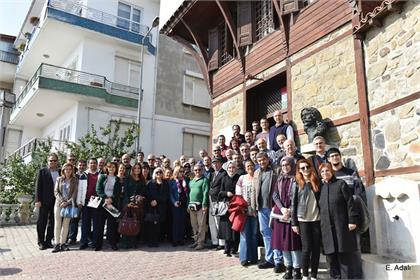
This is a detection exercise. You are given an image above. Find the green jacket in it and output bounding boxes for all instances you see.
[96,174,122,208]
[188,176,209,207]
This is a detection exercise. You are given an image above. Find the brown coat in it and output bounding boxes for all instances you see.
[54,176,78,207]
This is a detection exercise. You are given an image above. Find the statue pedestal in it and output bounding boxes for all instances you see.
[299,144,315,154]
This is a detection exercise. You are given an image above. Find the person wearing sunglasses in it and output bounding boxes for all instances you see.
[188,164,209,250]
[318,162,358,279]
[144,167,169,247]
[292,159,321,280]
[35,153,61,250]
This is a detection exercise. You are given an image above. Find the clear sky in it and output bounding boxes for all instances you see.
[0,0,182,36]
[0,0,32,36]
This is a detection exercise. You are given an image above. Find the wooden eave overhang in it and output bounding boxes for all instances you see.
[161,0,194,38]
[353,0,405,35]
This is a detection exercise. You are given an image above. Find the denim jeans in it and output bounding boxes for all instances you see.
[239,216,258,263]
[273,249,284,265]
[283,250,302,268]
[258,208,275,264]
[80,205,96,246]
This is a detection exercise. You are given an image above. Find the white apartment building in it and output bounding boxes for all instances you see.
[4,0,210,161]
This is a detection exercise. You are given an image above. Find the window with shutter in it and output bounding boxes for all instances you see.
[237,1,253,47]
[183,71,210,109]
[183,132,209,158]
[255,0,275,41]
[208,27,219,71]
[219,23,234,67]
[280,0,301,15]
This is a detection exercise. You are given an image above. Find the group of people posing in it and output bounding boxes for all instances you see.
[35,110,367,279]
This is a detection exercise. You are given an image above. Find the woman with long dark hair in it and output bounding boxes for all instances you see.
[120,163,146,249]
[292,159,321,280]
[144,167,169,247]
[319,163,358,279]
[272,157,302,278]
[95,162,122,251]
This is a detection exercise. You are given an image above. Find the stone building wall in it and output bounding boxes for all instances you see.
[211,92,243,147]
[364,0,420,177]
[290,33,363,168]
[364,0,420,109]
[370,99,420,171]
[291,34,358,133]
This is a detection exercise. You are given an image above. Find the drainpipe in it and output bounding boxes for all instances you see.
[150,30,160,154]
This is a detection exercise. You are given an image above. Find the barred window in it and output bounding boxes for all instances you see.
[219,23,232,66]
[255,0,274,41]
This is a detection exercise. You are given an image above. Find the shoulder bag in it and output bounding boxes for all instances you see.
[118,208,140,236]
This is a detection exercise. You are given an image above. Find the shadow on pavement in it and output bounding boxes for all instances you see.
[0,268,22,276]
[0,248,11,253]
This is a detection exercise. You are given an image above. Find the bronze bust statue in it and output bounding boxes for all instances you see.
[301,107,328,143]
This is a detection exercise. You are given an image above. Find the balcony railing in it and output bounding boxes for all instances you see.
[49,0,149,37]
[0,50,19,64]
[12,63,139,112]
[8,137,71,160]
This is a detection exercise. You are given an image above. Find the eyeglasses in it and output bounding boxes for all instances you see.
[299,166,310,171]
[194,169,202,172]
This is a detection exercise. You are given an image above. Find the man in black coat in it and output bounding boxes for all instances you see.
[207,157,227,250]
[35,153,61,250]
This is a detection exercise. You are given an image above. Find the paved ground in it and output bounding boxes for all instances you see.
[0,225,329,279]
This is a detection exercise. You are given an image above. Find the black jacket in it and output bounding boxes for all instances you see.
[319,177,358,254]
[35,167,61,207]
[208,169,227,202]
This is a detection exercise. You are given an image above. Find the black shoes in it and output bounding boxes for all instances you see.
[45,242,54,249]
[38,243,46,250]
[111,245,118,251]
[274,263,286,273]
[52,244,61,253]
[79,243,89,250]
[282,266,293,278]
[214,245,224,251]
[258,261,275,269]
[293,268,302,279]
[61,244,70,251]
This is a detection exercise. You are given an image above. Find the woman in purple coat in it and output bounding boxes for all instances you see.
[272,157,302,279]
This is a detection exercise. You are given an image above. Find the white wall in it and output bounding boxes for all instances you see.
[151,114,210,160]
[41,103,77,141]
[62,40,84,70]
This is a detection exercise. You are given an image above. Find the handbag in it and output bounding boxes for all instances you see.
[144,209,159,224]
[353,195,370,234]
[87,196,102,208]
[118,209,140,236]
[60,205,79,218]
[215,201,229,217]
[210,202,218,216]
[187,202,202,212]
